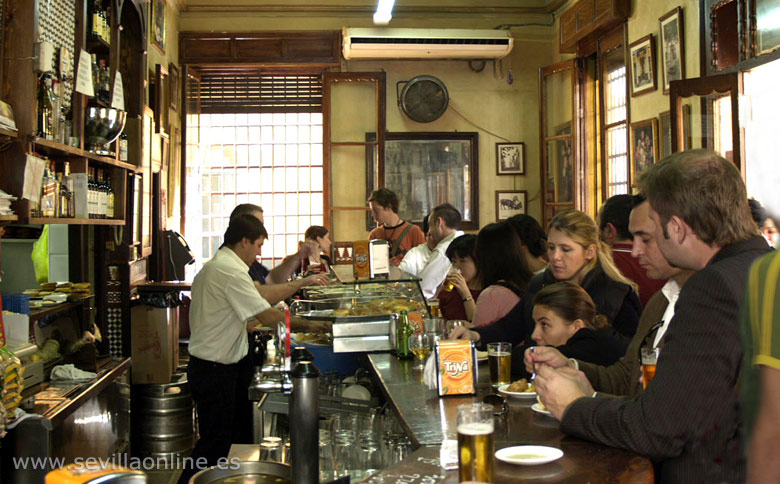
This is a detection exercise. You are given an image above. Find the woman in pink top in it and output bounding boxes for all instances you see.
[472,222,533,327]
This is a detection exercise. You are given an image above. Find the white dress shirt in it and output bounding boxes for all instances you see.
[189,246,272,364]
[653,278,682,348]
[398,242,433,276]
[405,230,464,299]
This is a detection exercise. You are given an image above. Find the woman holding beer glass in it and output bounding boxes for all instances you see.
[437,234,481,321]
[470,222,533,327]
[450,210,641,364]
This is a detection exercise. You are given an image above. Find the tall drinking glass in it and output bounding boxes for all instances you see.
[641,346,660,389]
[487,342,512,387]
[457,403,494,483]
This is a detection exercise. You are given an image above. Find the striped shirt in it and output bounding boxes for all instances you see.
[741,249,780,438]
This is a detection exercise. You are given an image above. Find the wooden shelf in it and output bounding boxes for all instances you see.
[29,137,137,171]
[86,36,110,53]
[28,217,125,225]
[0,126,18,138]
[29,296,93,322]
[0,214,18,222]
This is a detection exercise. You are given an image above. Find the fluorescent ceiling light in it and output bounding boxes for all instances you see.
[373,0,395,25]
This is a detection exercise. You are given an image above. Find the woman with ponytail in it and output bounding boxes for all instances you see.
[451,210,640,350]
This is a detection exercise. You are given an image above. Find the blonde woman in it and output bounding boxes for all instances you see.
[451,210,641,347]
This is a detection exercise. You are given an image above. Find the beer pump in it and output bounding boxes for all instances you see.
[248,321,321,484]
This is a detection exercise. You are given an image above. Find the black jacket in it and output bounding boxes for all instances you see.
[476,266,642,348]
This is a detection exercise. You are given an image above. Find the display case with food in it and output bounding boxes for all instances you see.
[292,279,428,353]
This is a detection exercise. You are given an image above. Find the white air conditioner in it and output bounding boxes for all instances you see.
[342,28,514,60]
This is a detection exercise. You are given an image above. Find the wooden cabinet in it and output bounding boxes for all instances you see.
[0,0,145,225]
[559,0,630,54]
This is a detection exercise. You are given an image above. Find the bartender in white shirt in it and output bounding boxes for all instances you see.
[399,204,464,299]
[181,214,307,482]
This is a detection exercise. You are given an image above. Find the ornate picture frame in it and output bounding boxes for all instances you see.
[168,63,180,111]
[629,34,657,96]
[495,190,527,220]
[659,7,686,93]
[496,142,525,175]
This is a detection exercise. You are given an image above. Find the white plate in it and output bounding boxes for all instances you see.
[497,383,537,398]
[531,403,551,416]
[476,351,488,362]
[495,445,563,466]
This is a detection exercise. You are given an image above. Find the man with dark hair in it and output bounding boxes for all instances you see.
[183,214,297,482]
[534,150,770,483]
[399,203,464,298]
[368,188,426,266]
[598,194,665,307]
[506,214,548,273]
[229,203,327,304]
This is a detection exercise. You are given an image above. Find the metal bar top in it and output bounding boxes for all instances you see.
[365,353,654,483]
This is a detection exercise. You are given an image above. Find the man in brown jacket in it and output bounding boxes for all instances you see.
[533,150,770,483]
[527,196,693,398]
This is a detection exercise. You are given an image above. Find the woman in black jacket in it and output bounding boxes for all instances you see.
[526,282,625,370]
[450,210,641,349]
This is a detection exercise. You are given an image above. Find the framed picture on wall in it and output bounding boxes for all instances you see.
[495,190,527,220]
[659,7,685,93]
[629,34,657,96]
[659,105,692,158]
[630,118,659,182]
[151,0,166,54]
[169,63,180,111]
[496,142,525,175]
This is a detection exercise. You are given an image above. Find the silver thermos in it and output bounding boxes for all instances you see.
[289,359,320,484]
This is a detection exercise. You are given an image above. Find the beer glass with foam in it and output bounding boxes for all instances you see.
[487,342,512,387]
[641,346,659,389]
[457,403,494,483]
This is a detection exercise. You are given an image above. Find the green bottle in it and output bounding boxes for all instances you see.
[396,310,413,360]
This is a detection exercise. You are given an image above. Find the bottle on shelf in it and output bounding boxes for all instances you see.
[88,167,97,219]
[119,132,128,162]
[98,60,110,104]
[40,160,57,218]
[89,0,100,40]
[106,174,114,218]
[97,169,107,219]
[91,54,100,98]
[62,162,74,218]
[36,75,57,140]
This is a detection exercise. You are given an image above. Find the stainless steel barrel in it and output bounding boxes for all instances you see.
[189,461,290,483]
[131,372,195,464]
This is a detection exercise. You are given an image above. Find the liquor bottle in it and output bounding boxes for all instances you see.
[36,75,55,139]
[106,175,114,218]
[119,132,128,162]
[56,172,70,218]
[40,161,57,218]
[396,310,413,360]
[98,60,110,104]
[62,162,74,218]
[89,0,100,39]
[88,167,97,218]
[98,169,108,218]
[91,54,100,98]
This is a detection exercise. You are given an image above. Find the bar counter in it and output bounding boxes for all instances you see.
[365,353,653,483]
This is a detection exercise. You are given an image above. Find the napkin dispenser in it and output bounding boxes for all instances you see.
[368,239,390,279]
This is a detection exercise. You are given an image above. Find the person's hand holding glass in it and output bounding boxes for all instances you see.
[408,332,432,370]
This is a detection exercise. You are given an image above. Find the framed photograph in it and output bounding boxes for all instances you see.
[168,63,179,111]
[553,122,573,204]
[630,118,659,182]
[496,142,525,175]
[153,63,168,134]
[659,7,685,93]
[151,0,166,54]
[659,105,692,158]
[495,190,527,221]
[366,132,479,230]
[629,34,657,96]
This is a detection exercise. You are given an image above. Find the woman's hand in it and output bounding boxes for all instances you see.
[301,273,329,287]
[449,325,480,342]
[450,272,470,298]
[524,346,574,373]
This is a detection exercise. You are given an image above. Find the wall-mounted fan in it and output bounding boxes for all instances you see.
[397,75,449,123]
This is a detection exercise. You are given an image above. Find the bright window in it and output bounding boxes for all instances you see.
[184,112,324,276]
[604,60,629,196]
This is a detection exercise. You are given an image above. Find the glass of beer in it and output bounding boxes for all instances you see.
[442,267,461,292]
[487,342,512,387]
[457,403,494,483]
[640,346,659,389]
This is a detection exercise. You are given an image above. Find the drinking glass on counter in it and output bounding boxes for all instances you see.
[457,403,494,483]
[641,346,660,389]
[446,319,468,337]
[408,332,432,369]
[487,342,512,387]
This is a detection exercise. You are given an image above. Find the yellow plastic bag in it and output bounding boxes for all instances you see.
[31,225,49,284]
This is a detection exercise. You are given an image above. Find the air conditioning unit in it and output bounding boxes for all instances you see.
[342,28,514,60]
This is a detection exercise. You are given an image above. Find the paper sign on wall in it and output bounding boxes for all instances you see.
[111,71,125,110]
[22,154,45,202]
[74,49,94,97]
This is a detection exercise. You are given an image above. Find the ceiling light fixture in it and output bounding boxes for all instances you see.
[373,0,395,25]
